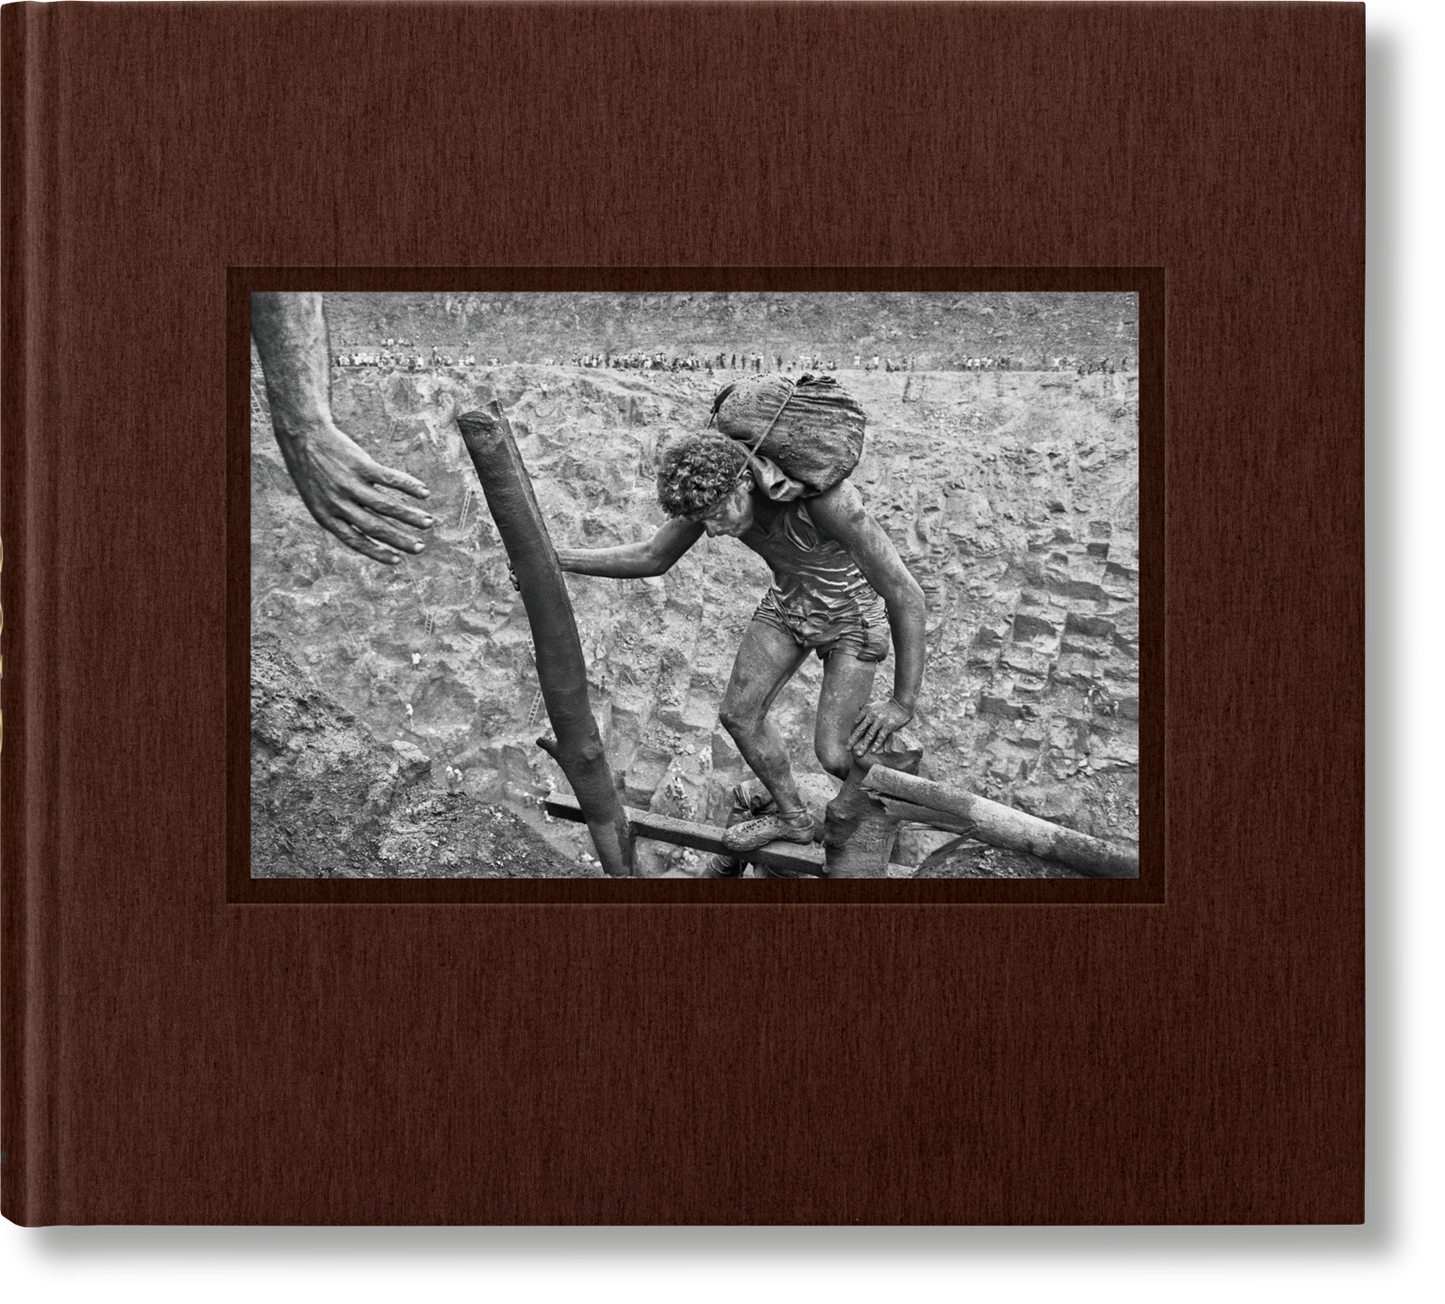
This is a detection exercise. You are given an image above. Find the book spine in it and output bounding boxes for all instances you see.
[2,0,55,1228]
[0,0,26,1228]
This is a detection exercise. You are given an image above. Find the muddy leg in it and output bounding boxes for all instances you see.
[813,650,879,780]
[718,618,809,814]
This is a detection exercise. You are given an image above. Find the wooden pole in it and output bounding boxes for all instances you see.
[869,795,983,833]
[455,403,633,876]
[861,767,1139,879]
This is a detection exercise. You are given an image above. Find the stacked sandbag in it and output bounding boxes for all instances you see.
[709,374,867,495]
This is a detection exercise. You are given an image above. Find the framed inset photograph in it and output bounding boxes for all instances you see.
[228,268,1163,904]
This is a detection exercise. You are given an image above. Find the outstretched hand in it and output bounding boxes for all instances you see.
[848,698,913,757]
[276,421,434,565]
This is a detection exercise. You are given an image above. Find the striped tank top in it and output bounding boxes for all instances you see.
[738,498,886,643]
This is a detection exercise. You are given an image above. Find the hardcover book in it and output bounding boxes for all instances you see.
[2,2,1364,1225]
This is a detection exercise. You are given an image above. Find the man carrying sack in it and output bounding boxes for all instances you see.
[556,375,927,866]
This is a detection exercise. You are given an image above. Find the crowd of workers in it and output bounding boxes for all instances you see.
[332,339,1134,375]
[335,339,484,370]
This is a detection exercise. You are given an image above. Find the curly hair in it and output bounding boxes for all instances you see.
[655,431,749,518]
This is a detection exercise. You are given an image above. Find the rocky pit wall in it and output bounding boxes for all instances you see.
[251,631,586,879]
[251,359,1139,877]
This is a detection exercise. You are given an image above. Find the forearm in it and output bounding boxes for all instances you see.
[884,586,927,712]
[251,292,334,439]
[556,542,666,579]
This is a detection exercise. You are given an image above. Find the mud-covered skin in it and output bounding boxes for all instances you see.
[252,291,435,565]
[561,473,926,826]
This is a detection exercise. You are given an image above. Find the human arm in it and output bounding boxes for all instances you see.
[807,481,927,755]
[251,292,433,565]
[555,518,704,578]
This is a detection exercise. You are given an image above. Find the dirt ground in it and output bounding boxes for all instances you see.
[251,631,591,879]
[251,295,1139,880]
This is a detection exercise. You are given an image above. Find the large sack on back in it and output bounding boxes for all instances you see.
[709,374,866,495]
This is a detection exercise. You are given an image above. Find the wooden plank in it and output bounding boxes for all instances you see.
[544,795,825,876]
[863,768,1139,879]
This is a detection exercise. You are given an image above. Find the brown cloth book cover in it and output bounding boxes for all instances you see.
[2,3,1363,1224]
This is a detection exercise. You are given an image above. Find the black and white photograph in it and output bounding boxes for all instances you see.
[249,290,1141,880]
